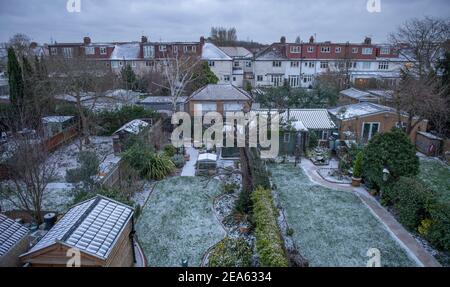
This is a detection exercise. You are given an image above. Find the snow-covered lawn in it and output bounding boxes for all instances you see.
[269,164,418,267]
[136,176,225,267]
[418,157,450,204]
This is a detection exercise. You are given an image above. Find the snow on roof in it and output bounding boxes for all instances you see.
[367,90,394,99]
[0,214,29,257]
[417,131,443,141]
[188,84,252,101]
[110,43,141,60]
[253,109,335,130]
[201,43,232,61]
[140,96,187,104]
[42,116,74,124]
[255,44,287,60]
[219,46,253,59]
[114,119,149,135]
[22,196,133,260]
[340,88,372,99]
[328,102,395,120]
[292,120,308,132]
[198,153,217,162]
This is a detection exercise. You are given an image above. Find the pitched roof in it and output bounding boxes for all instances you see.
[328,102,396,120]
[201,43,232,61]
[22,196,133,260]
[251,109,336,130]
[0,214,29,257]
[140,96,187,104]
[110,43,141,60]
[367,89,394,100]
[187,84,252,102]
[114,119,149,135]
[219,46,253,59]
[255,44,287,60]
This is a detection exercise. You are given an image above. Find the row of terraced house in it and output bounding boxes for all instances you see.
[46,35,411,89]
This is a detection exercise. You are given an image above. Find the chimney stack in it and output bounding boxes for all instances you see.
[200,36,205,45]
[83,36,91,45]
[309,36,315,43]
[141,36,148,43]
[364,37,372,45]
[280,36,286,44]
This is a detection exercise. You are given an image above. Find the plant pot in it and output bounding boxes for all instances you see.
[351,177,362,187]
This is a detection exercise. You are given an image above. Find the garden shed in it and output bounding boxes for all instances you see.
[196,153,218,175]
[0,214,30,267]
[20,196,136,267]
[415,131,443,156]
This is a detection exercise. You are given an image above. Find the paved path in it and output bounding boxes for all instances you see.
[299,158,441,267]
[181,147,198,177]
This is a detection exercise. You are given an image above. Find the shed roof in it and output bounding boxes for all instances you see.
[21,196,133,260]
[42,116,74,124]
[114,119,149,135]
[198,153,217,162]
[328,102,396,120]
[0,214,29,257]
[339,88,372,99]
[187,84,252,102]
[140,96,187,104]
[252,109,336,130]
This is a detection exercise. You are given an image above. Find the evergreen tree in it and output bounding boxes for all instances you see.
[121,64,138,91]
[7,47,24,109]
[189,61,219,92]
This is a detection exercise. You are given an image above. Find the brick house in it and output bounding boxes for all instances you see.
[328,102,428,144]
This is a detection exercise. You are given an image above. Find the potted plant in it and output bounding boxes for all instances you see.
[351,151,364,187]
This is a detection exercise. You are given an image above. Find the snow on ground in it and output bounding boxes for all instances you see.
[269,164,418,267]
[136,176,225,267]
[418,156,450,204]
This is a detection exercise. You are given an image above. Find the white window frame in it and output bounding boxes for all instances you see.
[290,46,300,53]
[361,122,380,142]
[208,60,215,67]
[143,46,155,58]
[145,61,154,67]
[320,61,329,69]
[307,46,314,53]
[273,61,282,67]
[380,47,390,55]
[352,47,359,53]
[50,47,57,56]
[234,61,240,67]
[289,75,299,87]
[100,47,107,55]
[290,61,299,68]
[321,46,330,53]
[257,75,263,82]
[159,45,167,52]
[362,62,371,70]
[378,61,389,70]
[132,61,137,67]
[62,47,73,58]
[245,61,252,67]
[335,47,342,53]
[303,74,313,83]
[271,75,283,86]
[223,75,230,82]
[85,46,95,55]
[362,47,373,55]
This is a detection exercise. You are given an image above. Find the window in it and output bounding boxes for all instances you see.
[380,47,390,55]
[309,62,315,68]
[378,61,389,70]
[362,122,379,142]
[289,75,299,87]
[194,103,217,114]
[132,61,137,67]
[208,60,215,67]
[303,75,313,83]
[307,46,314,53]
[320,61,328,69]
[233,76,237,81]
[144,46,155,58]
[290,46,300,53]
[257,75,263,82]
[335,47,342,53]
[62,47,73,58]
[396,121,407,131]
[234,61,240,67]
[159,45,167,52]
[362,62,371,69]
[85,46,95,55]
[145,61,154,67]
[362,47,373,55]
[183,45,196,53]
[320,46,330,53]
[119,61,123,67]
[284,132,291,143]
[224,103,243,111]
[100,47,107,55]
[271,75,283,86]
[224,75,230,82]
[111,61,119,68]
[173,46,178,53]
[352,47,358,53]
[50,47,57,56]
[273,61,282,67]
[245,61,252,67]
[290,61,299,68]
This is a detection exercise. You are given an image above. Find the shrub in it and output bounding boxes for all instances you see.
[426,202,450,251]
[224,183,239,194]
[252,186,289,267]
[234,190,252,214]
[208,237,252,267]
[72,187,133,206]
[383,177,435,230]
[141,153,175,180]
[363,128,419,189]
[352,151,364,178]
[163,144,177,157]
[121,143,153,172]
[96,105,157,135]
[308,132,318,149]
[171,154,185,168]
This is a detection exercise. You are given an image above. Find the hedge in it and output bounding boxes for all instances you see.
[208,237,252,267]
[252,186,289,267]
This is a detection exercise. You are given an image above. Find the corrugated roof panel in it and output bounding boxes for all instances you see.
[0,215,29,257]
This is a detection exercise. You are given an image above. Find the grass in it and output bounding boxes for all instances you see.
[269,164,418,267]
[418,157,450,204]
[135,176,225,267]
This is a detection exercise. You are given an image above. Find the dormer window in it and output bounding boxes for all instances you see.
[307,46,314,53]
[290,46,300,53]
[100,47,107,55]
[320,46,330,53]
[159,45,167,52]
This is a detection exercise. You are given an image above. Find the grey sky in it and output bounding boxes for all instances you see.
[0,0,449,44]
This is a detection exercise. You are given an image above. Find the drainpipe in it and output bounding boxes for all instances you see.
[130,215,137,264]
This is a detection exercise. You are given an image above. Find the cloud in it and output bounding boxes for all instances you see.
[0,0,448,44]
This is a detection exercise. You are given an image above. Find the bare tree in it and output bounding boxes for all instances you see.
[8,33,32,59]
[390,17,450,77]
[395,73,447,136]
[46,56,118,148]
[154,54,200,113]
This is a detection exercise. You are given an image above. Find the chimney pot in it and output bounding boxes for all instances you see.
[280,36,286,44]
[83,37,91,45]
[309,36,314,43]
[141,36,148,43]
